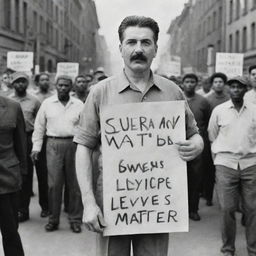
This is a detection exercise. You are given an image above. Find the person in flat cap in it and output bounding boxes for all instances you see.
[9,72,42,223]
[208,76,256,256]
[31,74,83,233]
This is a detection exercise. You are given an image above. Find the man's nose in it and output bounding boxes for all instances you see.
[134,42,143,53]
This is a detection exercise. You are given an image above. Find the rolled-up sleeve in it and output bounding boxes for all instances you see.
[73,88,100,149]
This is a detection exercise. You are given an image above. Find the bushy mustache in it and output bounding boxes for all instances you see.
[130,53,147,62]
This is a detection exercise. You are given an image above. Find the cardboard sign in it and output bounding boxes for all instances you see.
[101,101,188,236]
[215,53,244,77]
[7,51,34,72]
[56,62,79,81]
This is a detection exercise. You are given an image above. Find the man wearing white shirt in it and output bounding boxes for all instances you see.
[208,76,256,256]
[244,65,256,104]
[31,75,83,233]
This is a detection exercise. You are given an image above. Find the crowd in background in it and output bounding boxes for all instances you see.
[1,64,256,256]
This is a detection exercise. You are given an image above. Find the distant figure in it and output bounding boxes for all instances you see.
[244,65,256,104]
[32,75,83,233]
[0,71,13,97]
[208,76,256,256]
[182,73,211,221]
[206,72,230,112]
[72,75,89,102]
[0,95,27,256]
[9,72,41,222]
[34,73,54,103]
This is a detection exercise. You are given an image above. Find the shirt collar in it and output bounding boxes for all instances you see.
[227,99,248,110]
[117,69,162,93]
[50,94,75,105]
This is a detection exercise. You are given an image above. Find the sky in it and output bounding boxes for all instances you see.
[94,0,188,73]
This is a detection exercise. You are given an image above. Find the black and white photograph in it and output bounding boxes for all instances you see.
[0,0,256,255]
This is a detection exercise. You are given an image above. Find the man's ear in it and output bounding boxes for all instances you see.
[154,44,158,57]
[119,43,122,53]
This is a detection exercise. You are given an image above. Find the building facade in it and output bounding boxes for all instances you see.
[165,0,256,76]
[166,0,226,76]
[0,0,109,74]
[226,0,256,72]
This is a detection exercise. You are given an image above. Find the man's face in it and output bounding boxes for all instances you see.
[212,77,225,93]
[249,68,256,89]
[2,73,11,86]
[182,78,197,94]
[119,26,157,73]
[38,74,50,90]
[228,82,247,101]
[56,79,72,98]
[75,77,87,92]
[13,78,28,94]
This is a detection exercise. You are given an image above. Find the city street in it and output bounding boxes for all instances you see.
[0,189,247,256]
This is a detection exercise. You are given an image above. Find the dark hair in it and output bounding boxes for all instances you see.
[210,72,227,84]
[75,75,86,83]
[249,65,256,74]
[182,73,198,83]
[118,16,159,43]
[34,72,50,83]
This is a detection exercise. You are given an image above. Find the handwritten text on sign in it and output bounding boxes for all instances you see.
[56,62,79,81]
[7,52,34,72]
[101,101,188,236]
[215,53,244,77]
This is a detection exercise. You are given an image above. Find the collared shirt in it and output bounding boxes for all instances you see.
[9,92,41,133]
[32,94,84,152]
[208,100,256,170]
[244,89,256,105]
[206,91,230,112]
[74,70,198,149]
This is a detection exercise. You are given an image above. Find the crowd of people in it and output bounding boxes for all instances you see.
[0,15,256,256]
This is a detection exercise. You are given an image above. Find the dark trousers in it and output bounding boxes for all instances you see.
[201,139,215,202]
[46,138,83,224]
[216,165,256,256]
[19,134,48,214]
[0,192,24,256]
[187,156,203,213]
[97,233,169,256]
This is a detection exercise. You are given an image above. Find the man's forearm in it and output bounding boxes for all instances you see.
[76,144,97,206]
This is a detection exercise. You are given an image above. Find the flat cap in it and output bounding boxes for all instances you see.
[227,76,248,87]
[11,72,29,84]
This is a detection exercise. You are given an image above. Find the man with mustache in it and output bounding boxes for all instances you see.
[74,16,203,256]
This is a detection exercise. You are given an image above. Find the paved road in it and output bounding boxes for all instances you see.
[0,191,247,256]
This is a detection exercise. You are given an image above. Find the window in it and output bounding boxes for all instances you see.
[229,0,233,23]
[244,0,248,14]
[235,30,240,52]
[251,23,256,49]
[243,26,247,52]
[252,0,256,10]
[208,16,211,34]
[15,0,20,32]
[229,34,233,52]
[217,40,221,52]
[236,0,240,19]
[4,0,11,29]
[23,2,27,34]
[33,11,37,33]
[213,11,216,31]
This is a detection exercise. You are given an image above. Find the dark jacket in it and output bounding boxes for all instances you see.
[0,96,27,194]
